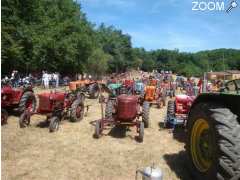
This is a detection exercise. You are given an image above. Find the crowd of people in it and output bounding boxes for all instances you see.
[2,69,227,95]
[41,71,60,89]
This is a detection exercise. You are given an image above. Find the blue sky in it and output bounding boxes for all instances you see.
[79,0,240,52]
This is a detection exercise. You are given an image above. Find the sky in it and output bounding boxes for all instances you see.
[79,0,240,52]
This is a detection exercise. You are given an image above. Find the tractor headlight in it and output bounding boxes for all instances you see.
[2,95,7,100]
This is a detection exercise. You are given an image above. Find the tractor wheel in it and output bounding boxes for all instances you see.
[94,120,101,138]
[162,96,166,106]
[89,83,99,99]
[157,98,161,109]
[187,103,240,180]
[18,91,36,113]
[70,99,84,122]
[19,112,30,128]
[49,116,60,133]
[165,100,175,128]
[105,100,113,119]
[167,100,175,116]
[138,122,144,142]
[142,101,150,128]
[1,109,8,125]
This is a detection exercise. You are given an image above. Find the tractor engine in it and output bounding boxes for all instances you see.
[37,92,65,113]
[144,86,156,101]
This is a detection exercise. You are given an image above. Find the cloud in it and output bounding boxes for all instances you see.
[128,27,207,52]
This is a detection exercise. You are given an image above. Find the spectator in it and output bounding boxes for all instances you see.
[53,72,59,88]
[43,71,49,89]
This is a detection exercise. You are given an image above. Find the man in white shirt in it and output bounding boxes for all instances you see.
[53,72,59,88]
[43,72,49,89]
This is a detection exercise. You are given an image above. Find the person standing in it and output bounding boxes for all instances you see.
[42,71,45,87]
[43,71,49,89]
[53,72,59,88]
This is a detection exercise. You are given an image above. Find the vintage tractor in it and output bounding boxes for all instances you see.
[69,80,100,99]
[134,80,145,96]
[19,90,86,132]
[1,83,36,125]
[186,79,240,180]
[161,79,175,98]
[94,85,150,142]
[165,94,196,129]
[144,82,166,109]
[122,79,135,95]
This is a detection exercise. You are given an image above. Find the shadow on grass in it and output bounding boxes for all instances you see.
[108,125,128,139]
[159,122,187,143]
[163,151,193,180]
[172,127,187,143]
[36,120,49,128]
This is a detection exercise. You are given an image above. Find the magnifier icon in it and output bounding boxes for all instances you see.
[226,0,238,13]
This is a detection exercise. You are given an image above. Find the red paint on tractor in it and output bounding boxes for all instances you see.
[37,92,65,113]
[117,95,138,121]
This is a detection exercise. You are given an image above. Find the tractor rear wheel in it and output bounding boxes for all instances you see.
[162,96,166,106]
[165,100,175,128]
[187,103,240,180]
[19,111,30,128]
[49,116,60,133]
[19,91,36,113]
[89,83,99,99]
[94,120,101,138]
[70,99,84,122]
[138,122,144,142]
[1,109,8,125]
[105,100,113,119]
[142,101,150,128]
[167,100,175,116]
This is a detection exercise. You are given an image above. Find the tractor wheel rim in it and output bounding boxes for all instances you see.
[1,113,7,123]
[190,118,212,172]
[76,106,82,118]
[26,99,33,112]
[55,121,59,130]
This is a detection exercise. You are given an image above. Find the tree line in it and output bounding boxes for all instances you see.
[2,0,240,77]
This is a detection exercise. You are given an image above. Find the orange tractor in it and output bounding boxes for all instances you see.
[143,78,166,108]
[69,80,101,99]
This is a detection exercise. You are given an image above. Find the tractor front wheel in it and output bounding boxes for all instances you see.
[94,120,101,138]
[1,109,8,125]
[187,103,240,180]
[138,122,144,142]
[19,111,31,128]
[49,116,60,133]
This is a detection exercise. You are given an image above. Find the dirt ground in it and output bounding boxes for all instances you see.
[2,88,192,180]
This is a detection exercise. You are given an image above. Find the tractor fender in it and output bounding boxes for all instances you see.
[188,93,240,123]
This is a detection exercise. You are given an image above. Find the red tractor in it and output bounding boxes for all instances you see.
[19,90,86,132]
[122,79,135,94]
[94,94,150,142]
[165,94,196,129]
[1,84,36,125]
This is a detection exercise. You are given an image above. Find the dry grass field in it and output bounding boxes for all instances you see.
[2,88,193,180]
